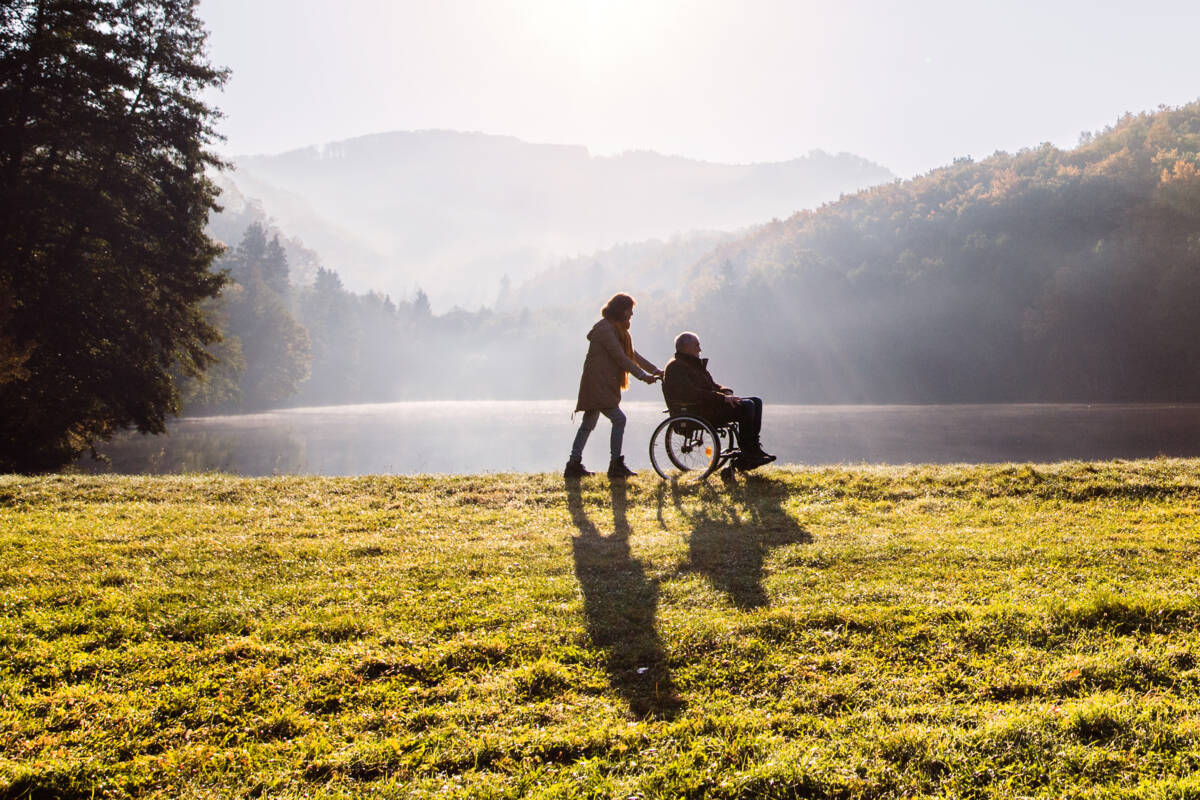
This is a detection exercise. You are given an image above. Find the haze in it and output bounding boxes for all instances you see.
[198,0,1200,178]
[173,0,1200,418]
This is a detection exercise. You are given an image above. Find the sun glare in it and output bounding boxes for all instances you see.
[517,0,680,84]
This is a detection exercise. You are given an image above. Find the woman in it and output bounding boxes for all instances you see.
[566,293,662,479]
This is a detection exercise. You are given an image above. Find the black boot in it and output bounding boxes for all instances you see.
[564,459,593,479]
[607,456,636,478]
[737,442,776,470]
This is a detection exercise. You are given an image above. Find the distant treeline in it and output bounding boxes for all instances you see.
[184,221,582,411]
[194,101,1200,412]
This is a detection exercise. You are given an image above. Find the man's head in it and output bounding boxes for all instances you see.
[674,331,701,357]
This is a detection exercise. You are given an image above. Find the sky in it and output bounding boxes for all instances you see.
[197,0,1200,179]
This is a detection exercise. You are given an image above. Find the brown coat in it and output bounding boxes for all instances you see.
[575,319,659,412]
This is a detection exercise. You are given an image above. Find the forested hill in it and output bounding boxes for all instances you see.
[225,131,894,309]
[681,102,1200,403]
[192,103,1200,413]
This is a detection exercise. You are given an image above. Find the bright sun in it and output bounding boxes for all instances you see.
[515,0,682,84]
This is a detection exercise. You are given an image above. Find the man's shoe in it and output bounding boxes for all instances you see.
[607,457,637,478]
[564,460,593,479]
[736,451,776,471]
[745,442,776,462]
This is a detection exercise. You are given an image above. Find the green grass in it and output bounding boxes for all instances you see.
[3,460,1200,798]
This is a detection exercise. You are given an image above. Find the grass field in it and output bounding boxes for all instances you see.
[3,461,1200,799]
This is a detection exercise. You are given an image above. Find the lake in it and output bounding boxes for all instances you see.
[81,401,1200,476]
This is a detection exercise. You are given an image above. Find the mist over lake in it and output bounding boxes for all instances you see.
[84,402,1200,477]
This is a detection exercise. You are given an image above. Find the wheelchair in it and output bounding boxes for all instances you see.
[648,402,743,481]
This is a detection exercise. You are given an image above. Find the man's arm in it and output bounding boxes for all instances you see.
[664,362,729,405]
[699,369,738,403]
[705,372,733,395]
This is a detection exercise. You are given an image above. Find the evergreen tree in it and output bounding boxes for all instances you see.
[218,223,310,410]
[295,267,361,405]
[262,233,290,295]
[225,272,311,409]
[231,221,268,284]
[0,0,228,470]
[230,220,288,292]
[412,288,432,319]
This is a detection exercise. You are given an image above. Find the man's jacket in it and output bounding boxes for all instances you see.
[662,352,732,421]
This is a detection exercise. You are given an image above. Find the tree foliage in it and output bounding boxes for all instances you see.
[179,222,311,413]
[223,224,310,409]
[679,102,1200,402]
[0,0,227,471]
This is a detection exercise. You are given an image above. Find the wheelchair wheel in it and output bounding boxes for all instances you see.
[649,415,721,480]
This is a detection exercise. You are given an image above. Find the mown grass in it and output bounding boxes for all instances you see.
[3,460,1200,798]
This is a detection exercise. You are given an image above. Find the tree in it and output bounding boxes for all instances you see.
[0,279,34,385]
[225,273,310,409]
[231,220,268,282]
[295,266,362,405]
[233,222,288,296]
[411,288,432,319]
[209,223,310,411]
[173,294,245,412]
[262,233,289,295]
[0,0,228,471]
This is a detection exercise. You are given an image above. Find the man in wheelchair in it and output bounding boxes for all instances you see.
[662,331,776,470]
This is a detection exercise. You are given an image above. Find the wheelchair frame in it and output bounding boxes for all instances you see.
[648,403,743,481]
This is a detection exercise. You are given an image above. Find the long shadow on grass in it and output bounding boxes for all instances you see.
[661,474,811,610]
[567,480,682,719]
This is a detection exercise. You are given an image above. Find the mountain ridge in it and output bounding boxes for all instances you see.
[218,129,895,309]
